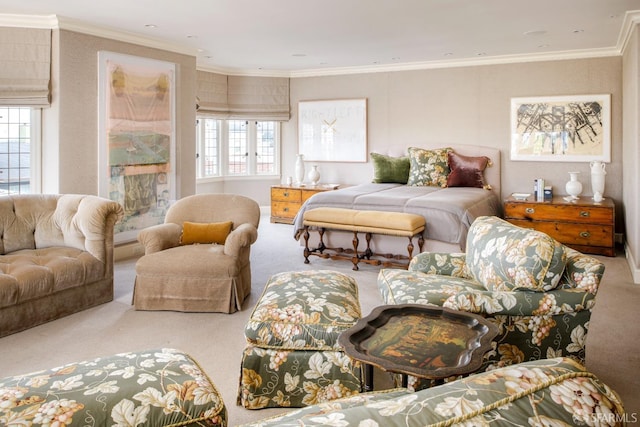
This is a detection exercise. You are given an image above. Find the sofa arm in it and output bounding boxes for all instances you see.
[138,223,182,255]
[56,195,124,264]
[409,252,469,278]
[242,358,625,427]
[224,223,258,257]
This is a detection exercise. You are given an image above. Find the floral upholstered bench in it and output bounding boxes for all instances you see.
[0,348,227,426]
[237,270,363,409]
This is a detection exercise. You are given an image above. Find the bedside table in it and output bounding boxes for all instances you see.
[270,184,339,224]
[504,196,615,256]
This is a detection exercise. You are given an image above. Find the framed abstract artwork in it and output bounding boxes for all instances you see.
[510,94,611,162]
[98,51,176,243]
[298,98,367,162]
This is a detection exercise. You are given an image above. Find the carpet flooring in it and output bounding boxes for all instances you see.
[0,213,638,426]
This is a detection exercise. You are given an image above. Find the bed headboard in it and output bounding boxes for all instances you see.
[377,144,501,198]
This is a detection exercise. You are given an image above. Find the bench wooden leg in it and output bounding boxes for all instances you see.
[364,232,373,259]
[318,228,326,253]
[418,233,425,252]
[351,231,359,270]
[303,226,311,263]
[407,236,415,259]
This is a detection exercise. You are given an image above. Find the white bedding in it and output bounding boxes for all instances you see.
[293,183,502,249]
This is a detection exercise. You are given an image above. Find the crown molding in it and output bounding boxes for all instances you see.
[55,16,199,57]
[287,47,621,78]
[0,13,198,57]
[617,10,640,55]
[0,13,57,28]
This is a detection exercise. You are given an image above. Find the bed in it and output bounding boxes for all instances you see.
[293,144,502,255]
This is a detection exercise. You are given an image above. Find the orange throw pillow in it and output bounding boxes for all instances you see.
[181,221,233,245]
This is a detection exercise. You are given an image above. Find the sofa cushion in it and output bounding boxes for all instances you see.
[0,348,227,427]
[466,216,566,292]
[0,247,105,308]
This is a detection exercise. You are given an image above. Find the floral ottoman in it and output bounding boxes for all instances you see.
[0,348,227,426]
[237,270,363,409]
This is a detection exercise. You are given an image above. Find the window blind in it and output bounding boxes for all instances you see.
[196,71,290,121]
[196,70,228,116]
[0,27,51,106]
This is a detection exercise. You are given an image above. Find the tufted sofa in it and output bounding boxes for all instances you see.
[0,194,123,337]
[378,215,605,386]
[241,358,626,426]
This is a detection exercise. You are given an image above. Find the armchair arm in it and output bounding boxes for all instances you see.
[224,223,258,257]
[137,223,182,255]
[444,287,597,317]
[409,252,469,278]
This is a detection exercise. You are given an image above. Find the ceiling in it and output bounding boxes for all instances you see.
[1,0,640,76]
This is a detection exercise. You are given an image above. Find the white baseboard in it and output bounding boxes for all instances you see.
[115,242,144,262]
[624,243,640,284]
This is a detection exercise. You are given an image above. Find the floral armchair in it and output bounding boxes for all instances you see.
[377,216,605,379]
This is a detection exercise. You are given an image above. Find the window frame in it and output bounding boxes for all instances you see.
[196,117,280,182]
[0,107,41,195]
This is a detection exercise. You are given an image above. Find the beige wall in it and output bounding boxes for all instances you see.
[623,26,640,282]
[283,57,624,231]
[43,29,197,198]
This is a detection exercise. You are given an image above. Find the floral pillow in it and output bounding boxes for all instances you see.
[407,147,452,187]
[466,216,567,292]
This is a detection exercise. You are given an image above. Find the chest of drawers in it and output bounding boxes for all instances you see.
[270,185,337,224]
[503,196,615,256]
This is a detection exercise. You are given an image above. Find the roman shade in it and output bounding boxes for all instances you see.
[0,27,51,106]
[197,70,290,120]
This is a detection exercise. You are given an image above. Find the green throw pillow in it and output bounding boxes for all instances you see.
[371,152,410,184]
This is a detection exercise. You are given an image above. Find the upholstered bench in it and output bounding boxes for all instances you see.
[0,348,227,426]
[237,270,363,409]
[302,207,425,270]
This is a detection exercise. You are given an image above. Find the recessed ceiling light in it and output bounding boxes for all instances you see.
[573,29,584,33]
[187,35,197,39]
[538,44,550,49]
[443,52,453,56]
[391,57,400,61]
[523,30,547,36]
[144,24,157,28]
[476,52,487,56]
[292,53,307,57]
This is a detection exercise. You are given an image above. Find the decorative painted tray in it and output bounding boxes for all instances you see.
[339,304,498,379]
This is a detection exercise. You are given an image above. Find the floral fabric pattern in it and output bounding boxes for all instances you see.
[466,216,567,292]
[238,270,363,409]
[407,147,452,187]
[0,348,227,427]
[378,234,604,374]
[241,358,625,427]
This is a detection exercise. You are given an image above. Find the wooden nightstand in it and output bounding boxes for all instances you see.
[504,196,615,257]
[270,184,339,224]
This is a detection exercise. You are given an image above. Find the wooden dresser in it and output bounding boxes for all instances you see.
[503,195,615,257]
[270,184,339,224]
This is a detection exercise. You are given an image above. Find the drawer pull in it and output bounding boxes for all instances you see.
[579,211,590,217]
[525,207,535,214]
[283,192,289,197]
[579,231,591,238]
[283,207,289,212]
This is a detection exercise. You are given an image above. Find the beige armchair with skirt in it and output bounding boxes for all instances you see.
[133,194,260,313]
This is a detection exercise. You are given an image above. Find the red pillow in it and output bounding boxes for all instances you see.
[447,152,491,188]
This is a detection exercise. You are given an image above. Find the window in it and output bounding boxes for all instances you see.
[196,118,279,179]
[0,107,40,195]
